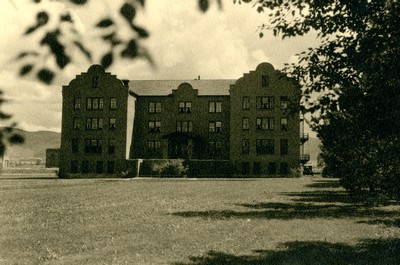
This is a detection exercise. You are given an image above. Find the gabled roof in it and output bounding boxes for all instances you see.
[129,79,235,96]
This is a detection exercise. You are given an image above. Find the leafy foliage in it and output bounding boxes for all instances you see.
[0,91,24,158]
[18,0,150,84]
[247,0,400,198]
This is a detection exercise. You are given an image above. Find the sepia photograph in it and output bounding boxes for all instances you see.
[0,0,399,264]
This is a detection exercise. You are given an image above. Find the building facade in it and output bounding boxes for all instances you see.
[229,63,300,175]
[59,65,128,177]
[59,63,306,177]
[130,82,231,161]
[130,63,303,176]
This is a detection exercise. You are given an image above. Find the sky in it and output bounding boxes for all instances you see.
[0,0,319,133]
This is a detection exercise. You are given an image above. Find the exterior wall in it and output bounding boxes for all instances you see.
[45,148,60,168]
[59,65,128,177]
[130,83,230,160]
[229,63,300,176]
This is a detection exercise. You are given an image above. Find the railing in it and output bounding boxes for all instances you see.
[300,133,309,143]
[300,154,310,164]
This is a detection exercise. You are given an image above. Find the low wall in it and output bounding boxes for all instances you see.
[126,159,232,178]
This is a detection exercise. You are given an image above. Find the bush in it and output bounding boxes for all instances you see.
[152,160,187,177]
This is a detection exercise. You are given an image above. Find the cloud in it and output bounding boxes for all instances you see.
[0,0,320,132]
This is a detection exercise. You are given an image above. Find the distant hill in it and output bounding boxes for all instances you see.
[3,129,61,159]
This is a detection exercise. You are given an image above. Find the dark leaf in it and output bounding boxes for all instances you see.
[37,68,55,84]
[0,112,12,120]
[73,41,92,60]
[137,0,145,7]
[20,65,34,76]
[120,3,136,21]
[16,52,39,60]
[199,0,209,12]
[33,0,41,3]
[9,134,24,144]
[132,25,149,38]
[96,18,114,28]
[60,13,73,22]
[101,52,113,69]
[25,25,39,35]
[40,31,70,69]
[121,40,138,59]
[259,32,264,38]
[37,11,49,26]
[69,0,88,4]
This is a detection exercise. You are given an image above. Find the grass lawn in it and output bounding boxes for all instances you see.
[1,175,400,264]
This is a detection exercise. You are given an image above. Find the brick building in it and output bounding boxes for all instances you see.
[59,65,128,177]
[130,62,303,176]
[59,63,307,177]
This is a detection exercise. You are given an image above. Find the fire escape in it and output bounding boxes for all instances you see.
[300,114,310,165]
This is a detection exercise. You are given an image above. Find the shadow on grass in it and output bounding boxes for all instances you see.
[174,239,400,265]
[358,218,400,228]
[305,179,342,189]
[173,201,399,220]
[281,190,368,204]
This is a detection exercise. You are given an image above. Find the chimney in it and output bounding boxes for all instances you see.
[198,75,200,80]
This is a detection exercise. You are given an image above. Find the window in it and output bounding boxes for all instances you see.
[280,139,288,155]
[242,97,250,110]
[109,118,116,130]
[74,98,81,110]
[82,160,90,174]
[253,162,261,175]
[280,96,288,110]
[92,76,99,88]
[94,98,103,110]
[242,162,250,174]
[208,141,223,157]
[149,101,161,113]
[268,162,276,175]
[107,161,115,174]
[242,139,250,154]
[176,121,193,132]
[148,140,161,152]
[148,121,161,132]
[96,161,103,174]
[209,101,222,113]
[71,160,79,173]
[178,101,191,113]
[84,139,103,154]
[110,98,117,109]
[256,117,274,130]
[256,139,274,155]
[281,117,288,131]
[280,162,289,175]
[72,138,79,154]
[73,118,80,130]
[242,117,249,130]
[108,139,116,154]
[209,121,222,132]
[86,118,103,130]
[86,97,103,110]
[262,75,269,87]
[256,96,274,110]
